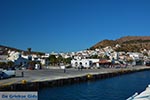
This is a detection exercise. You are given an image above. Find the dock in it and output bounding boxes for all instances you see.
[0,66,150,91]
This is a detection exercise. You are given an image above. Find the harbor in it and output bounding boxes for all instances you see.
[0,66,150,91]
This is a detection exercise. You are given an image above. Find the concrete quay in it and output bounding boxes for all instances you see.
[0,66,150,91]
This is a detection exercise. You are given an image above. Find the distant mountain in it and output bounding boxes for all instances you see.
[0,45,45,55]
[91,36,150,52]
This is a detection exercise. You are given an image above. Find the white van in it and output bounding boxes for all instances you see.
[0,70,16,79]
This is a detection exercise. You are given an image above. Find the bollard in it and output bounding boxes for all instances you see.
[22,80,27,84]
[86,74,93,79]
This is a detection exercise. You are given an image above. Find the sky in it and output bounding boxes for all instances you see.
[0,0,150,53]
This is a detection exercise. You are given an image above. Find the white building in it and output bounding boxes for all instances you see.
[71,59,99,68]
[7,52,29,66]
[0,55,8,63]
[14,56,29,66]
[127,52,143,60]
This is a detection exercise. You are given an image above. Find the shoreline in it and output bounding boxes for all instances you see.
[0,66,150,91]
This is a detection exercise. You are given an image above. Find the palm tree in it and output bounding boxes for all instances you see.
[27,48,31,55]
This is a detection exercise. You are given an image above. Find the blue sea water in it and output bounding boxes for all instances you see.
[39,70,150,100]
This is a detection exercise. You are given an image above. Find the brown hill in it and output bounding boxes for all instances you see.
[116,36,150,43]
[91,36,150,52]
[0,45,45,55]
[91,39,116,49]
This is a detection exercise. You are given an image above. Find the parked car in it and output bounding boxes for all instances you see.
[146,61,150,66]
[0,70,16,79]
[0,71,4,79]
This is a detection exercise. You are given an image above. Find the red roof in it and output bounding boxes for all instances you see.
[95,60,111,64]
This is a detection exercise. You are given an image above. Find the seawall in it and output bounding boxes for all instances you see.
[0,66,150,91]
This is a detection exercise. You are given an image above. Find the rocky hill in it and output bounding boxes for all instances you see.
[116,36,150,43]
[91,36,150,52]
[0,45,45,55]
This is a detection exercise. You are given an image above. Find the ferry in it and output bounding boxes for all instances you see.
[127,85,150,100]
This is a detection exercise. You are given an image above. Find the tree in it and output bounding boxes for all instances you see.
[64,57,72,64]
[57,55,64,63]
[0,62,7,69]
[7,61,14,68]
[27,48,31,52]
[49,55,57,66]
[27,48,32,55]
[143,52,148,57]
[103,55,110,60]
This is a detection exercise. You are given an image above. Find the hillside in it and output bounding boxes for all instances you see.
[91,36,150,52]
[116,36,150,43]
[0,45,45,55]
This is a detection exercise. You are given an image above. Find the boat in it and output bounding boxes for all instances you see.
[127,85,150,100]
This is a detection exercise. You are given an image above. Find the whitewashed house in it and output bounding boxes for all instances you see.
[14,56,29,66]
[127,52,143,60]
[127,52,144,65]
[71,59,99,68]
[7,52,29,66]
[0,55,8,63]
